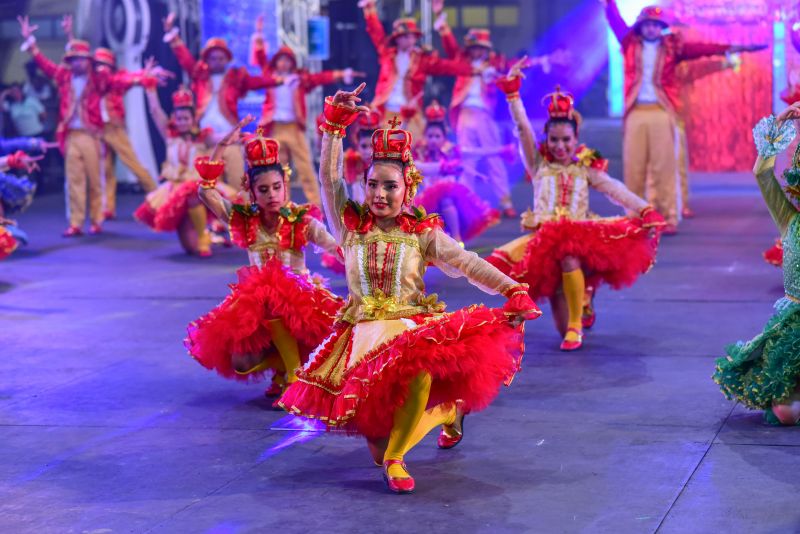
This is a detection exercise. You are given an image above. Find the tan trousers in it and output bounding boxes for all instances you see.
[64,130,103,227]
[676,120,689,210]
[221,144,245,191]
[102,122,158,214]
[272,122,320,207]
[456,106,511,208]
[623,104,678,225]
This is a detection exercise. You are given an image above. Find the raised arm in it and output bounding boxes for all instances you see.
[496,68,540,175]
[588,168,649,213]
[195,157,233,221]
[751,111,800,235]
[18,16,61,80]
[163,15,198,75]
[603,0,630,45]
[677,56,732,84]
[421,52,474,77]
[360,0,388,55]
[144,86,169,140]
[435,11,461,60]
[318,83,371,240]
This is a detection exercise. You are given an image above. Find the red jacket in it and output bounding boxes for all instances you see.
[99,68,158,125]
[438,26,510,129]
[253,43,342,130]
[782,85,800,105]
[606,0,730,117]
[31,46,105,151]
[363,8,473,110]
[169,36,279,127]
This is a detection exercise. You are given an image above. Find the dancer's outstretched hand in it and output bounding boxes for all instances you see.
[144,56,175,85]
[507,55,528,79]
[211,115,255,161]
[777,102,800,124]
[730,44,768,53]
[61,14,74,41]
[18,16,39,39]
[357,0,375,9]
[432,0,445,14]
[332,82,370,114]
[163,12,176,33]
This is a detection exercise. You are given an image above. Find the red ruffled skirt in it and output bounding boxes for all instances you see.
[184,258,344,381]
[278,305,525,439]
[415,180,500,241]
[0,226,17,260]
[763,239,783,267]
[134,180,201,232]
[487,216,659,300]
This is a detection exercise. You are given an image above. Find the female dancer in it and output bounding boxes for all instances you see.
[487,64,663,351]
[278,83,540,494]
[134,78,231,257]
[0,144,42,256]
[714,103,800,425]
[186,119,344,397]
[413,101,501,245]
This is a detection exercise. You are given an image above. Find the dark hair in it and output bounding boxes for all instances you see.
[424,121,447,136]
[248,163,285,188]
[544,117,579,136]
[357,128,375,142]
[366,158,405,183]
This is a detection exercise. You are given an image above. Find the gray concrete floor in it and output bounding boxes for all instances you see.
[1,173,799,534]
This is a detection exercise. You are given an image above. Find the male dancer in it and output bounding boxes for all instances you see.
[603,1,765,234]
[19,16,105,236]
[163,13,280,188]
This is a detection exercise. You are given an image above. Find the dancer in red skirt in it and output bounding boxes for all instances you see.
[133,78,232,257]
[185,118,343,397]
[277,83,540,494]
[487,63,664,351]
[413,101,501,245]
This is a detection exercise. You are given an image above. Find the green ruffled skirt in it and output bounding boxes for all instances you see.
[713,298,800,410]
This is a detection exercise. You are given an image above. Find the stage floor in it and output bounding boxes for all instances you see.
[1,173,798,533]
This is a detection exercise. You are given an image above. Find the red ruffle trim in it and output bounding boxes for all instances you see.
[414,181,500,241]
[763,239,783,267]
[494,217,659,300]
[278,305,525,439]
[134,181,200,232]
[184,258,344,381]
[0,227,18,259]
[321,251,345,275]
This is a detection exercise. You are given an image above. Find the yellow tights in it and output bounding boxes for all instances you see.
[186,204,211,253]
[269,319,300,384]
[562,269,585,342]
[383,372,432,478]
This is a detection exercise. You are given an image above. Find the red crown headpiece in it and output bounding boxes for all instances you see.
[64,39,92,61]
[171,86,195,109]
[424,101,447,123]
[372,117,423,203]
[542,85,576,121]
[464,28,493,49]
[635,6,670,28]
[244,126,281,167]
[92,47,116,67]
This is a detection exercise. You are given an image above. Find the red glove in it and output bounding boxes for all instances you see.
[502,284,541,321]
[400,104,418,121]
[194,156,225,185]
[495,76,522,101]
[640,206,665,229]
[319,96,361,137]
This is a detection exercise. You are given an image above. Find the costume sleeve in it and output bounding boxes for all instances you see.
[307,217,341,256]
[0,137,42,155]
[363,7,387,55]
[422,52,473,77]
[423,228,519,296]
[168,37,198,76]
[678,38,730,62]
[588,168,649,212]
[243,69,281,91]
[301,70,340,90]
[781,85,800,105]
[677,57,730,83]
[438,25,461,59]
[507,97,541,176]
[30,48,61,80]
[604,0,630,44]
[252,36,269,71]
[318,132,349,241]
[752,116,798,235]
[144,87,169,140]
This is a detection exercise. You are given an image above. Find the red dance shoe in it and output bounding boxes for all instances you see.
[382,460,415,494]
[103,210,116,221]
[62,226,83,237]
[502,207,518,219]
[89,224,103,235]
[662,223,678,236]
[681,207,694,219]
[437,413,465,450]
[197,248,213,258]
[581,286,596,330]
[559,327,583,352]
